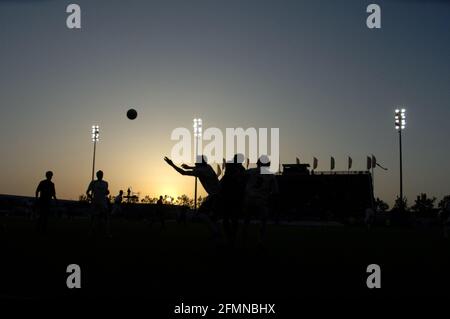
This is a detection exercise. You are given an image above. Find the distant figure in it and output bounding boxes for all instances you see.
[219,154,246,246]
[112,190,123,216]
[364,206,375,230]
[127,188,131,203]
[151,195,166,229]
[242,156,279,245]
[164,155,220,238]
[86,170,111,237]
[35,171,57,233]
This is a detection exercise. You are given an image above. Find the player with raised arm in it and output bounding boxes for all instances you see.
[164,155,220,240]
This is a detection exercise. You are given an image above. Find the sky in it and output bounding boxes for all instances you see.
[0,0,449,205]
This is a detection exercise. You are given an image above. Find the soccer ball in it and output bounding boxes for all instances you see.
[127,108,138,120]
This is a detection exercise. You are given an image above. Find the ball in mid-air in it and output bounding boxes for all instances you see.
[126,108,138,120]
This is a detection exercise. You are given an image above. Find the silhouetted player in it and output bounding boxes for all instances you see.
[35,171,57,233]
[86,170,111,237]
[112,190,123,215]
[164,155,220,238]
[219,154,246,246]
[243,156,279,245]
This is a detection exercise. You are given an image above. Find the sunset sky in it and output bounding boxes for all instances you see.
[0,0,449,205]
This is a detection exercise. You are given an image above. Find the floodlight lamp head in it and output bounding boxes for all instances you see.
[91,125,100,142]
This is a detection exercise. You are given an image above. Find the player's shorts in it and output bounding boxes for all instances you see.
[91,202,109,219]
[244,197,269,220]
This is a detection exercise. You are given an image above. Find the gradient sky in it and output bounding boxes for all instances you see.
[0,0,449,205]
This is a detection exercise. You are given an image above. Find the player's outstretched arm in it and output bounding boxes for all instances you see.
[35,183,40,199]
[164,157,193,176]
[86,181,93,199]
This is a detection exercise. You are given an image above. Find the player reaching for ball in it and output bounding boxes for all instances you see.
[164,155,221,240]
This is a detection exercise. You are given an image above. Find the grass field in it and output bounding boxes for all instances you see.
[1,216,450,301]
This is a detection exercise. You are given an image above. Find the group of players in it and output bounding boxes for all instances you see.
[34,154,279,245]
[164,154,279,245]
[35,170,113,235]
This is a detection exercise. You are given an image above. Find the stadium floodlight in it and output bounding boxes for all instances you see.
[91,125,100,142]
[193,118,202,211]
[394,109,406,210]
[193,118,202,138]
[91,125,100,181]
[395,109,406,130]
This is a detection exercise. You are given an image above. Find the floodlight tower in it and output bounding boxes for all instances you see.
[394,109,406,209]
[193,118,202,211]
[91,125,100,181]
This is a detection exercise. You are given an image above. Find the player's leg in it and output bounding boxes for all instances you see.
[36,204,43,233]
[242,201,253,244]
[232,200,243,246]
[104,206,112,237]
[222,203,232,244]
[42,206,49,233]
[198,195,220,240]
[36,202,49,234]
[227,205,240,247]
[259,206,269,245]
[90,203,101,237]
